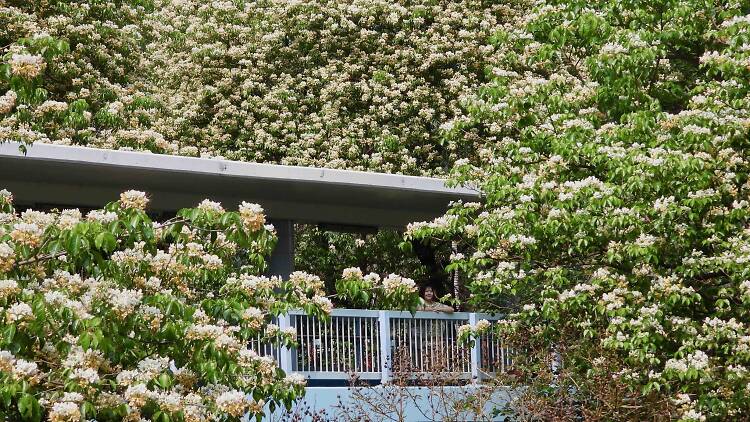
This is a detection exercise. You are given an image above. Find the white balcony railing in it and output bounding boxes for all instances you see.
[249,309,511,383]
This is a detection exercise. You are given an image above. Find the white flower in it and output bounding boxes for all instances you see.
[216,390,250,417]
[653,196,675,212]
[197,199,224,214]
[284,372,306,386]
[185,324,224,341]
[634,234,657,248]
[6,302,33,322]
[61,392,84,403]
[0,189,12,205]
[364,273,381,284]
[58,209,81,230]
[458,324,473,337]
[600,42,628,55]
[201,254,223,269]
[108,288,143,318]
[137,356,170,380]
[10,223,43,247]
[21,210,54,227]
[682,124,711,136]
[282,326,296,340]
[265,323,280,336]
[156,391,182,413]
[548,208,563,218]
[0,91,17,114]
[312,296,333,314]
[71,368,100,384]
[0,350,14,372]
[0,280,19,299]
[342,267,363,279]
[681,408,706,422]
[49,401,81,422]
[665,350,710,373]
[115,370,138,386]
[106,101,124,115]
[12,359,38,380]
[239,202,265,231]
[124,383,151,408]
[476,319,491,331]
[508,234,537,246]
[242,307,264,328]
[119,190,149,210]
[9,53,46,79]
[686,351,710,370]
[37,100,68,114]
[382,274,417,293]
[672,393,691,406]
[238,348,258,366]
[86,210,118,224]
[450,252,465,261]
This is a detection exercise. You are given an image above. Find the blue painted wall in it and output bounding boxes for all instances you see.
[258,386,515,421]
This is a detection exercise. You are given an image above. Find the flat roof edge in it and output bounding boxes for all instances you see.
[0,142,479,197]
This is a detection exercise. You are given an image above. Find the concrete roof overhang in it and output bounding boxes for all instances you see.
[0,142,479,227]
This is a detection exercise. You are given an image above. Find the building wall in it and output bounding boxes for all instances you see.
[260,386,515,421]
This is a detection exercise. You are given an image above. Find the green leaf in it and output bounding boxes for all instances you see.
[94,231,117,252]
[3,325,16,344]
[81,401,95,419]
[18,394,41,422]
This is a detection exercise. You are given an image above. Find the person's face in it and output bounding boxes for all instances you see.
[424,287,435,301]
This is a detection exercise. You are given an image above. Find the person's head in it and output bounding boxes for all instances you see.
[422,285,436,302]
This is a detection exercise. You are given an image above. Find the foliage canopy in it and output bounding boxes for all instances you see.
[410,1,750,420]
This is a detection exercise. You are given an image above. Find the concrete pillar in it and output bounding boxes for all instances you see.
[268,219,294,279]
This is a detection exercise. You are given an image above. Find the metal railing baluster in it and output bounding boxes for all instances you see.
[252,310,507,382]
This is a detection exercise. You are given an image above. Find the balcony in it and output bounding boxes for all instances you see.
[249,309,512,384]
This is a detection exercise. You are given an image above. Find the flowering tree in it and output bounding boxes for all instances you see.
[0,189,335,421]
[409,1,750,420]
[1,1,157,149]
[1,0,529,175]
[141,0,518,174]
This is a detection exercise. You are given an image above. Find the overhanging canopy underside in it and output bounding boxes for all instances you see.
[0,143,479,227]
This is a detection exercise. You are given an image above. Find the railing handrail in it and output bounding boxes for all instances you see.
[288,308,505,321]
[288,308,382,318]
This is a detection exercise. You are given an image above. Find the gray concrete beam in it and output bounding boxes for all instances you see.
[0,142,479,227]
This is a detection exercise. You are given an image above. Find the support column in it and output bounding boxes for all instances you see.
[379,310,392,384]
[267,219,294,279]
[469,313,481,383]
[278,313,293,373]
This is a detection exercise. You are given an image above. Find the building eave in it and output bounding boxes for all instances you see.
[0,142,479,227]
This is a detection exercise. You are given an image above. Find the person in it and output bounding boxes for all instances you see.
[407,285,454,375]
[419,285,454,313]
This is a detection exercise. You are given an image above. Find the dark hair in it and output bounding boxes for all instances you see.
[420,284,440,297]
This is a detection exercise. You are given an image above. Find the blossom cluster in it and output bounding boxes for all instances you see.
[0,190,323,421]
[8,53,46,79]
[457,319,492,342]
[335,267,421,311]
